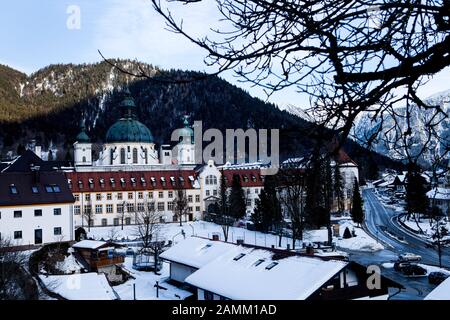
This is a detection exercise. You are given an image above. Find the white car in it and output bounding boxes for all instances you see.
[398,253,422,262]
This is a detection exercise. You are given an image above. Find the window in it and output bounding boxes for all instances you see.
[204,290,214,300]
[158,191,164,198]
[54,208,62,216]
[137,203,145,212]
[188,195,193,203]
[213,190,218,196]
[206,175,218,185]
[195,195,200,202]
[148,192,153,199]
[34,209,42,217]
[157,202,165,211]
[14,211,22,218]
[117,193,123,200]
[128,192,133,200]
[45,185,54,193]
[266,262,279,270]
[168,191,173,198]
[148,202,155,211]
[107,193,112,200]
[31,186,39,194]
[254,259,265,267]
[9,184,18,194]
[74,194,80,201]
[14,231,22,239]
[246,199,252,207]
[125,217,131,225]
[106,204,113,214]
[127,203,135,212]
[84,205,92,214]
[74,205,81,215]
[85,194,90,201]
[247,189,250,194]
[95,205,103,214]
[102,219,107,226]
[117,204,124,213]
[255,189,259,194]
[196,206,201,212]
[168,202,174,211]
[113,218,119,226]
[138,192,143,199]
[120,148,126,164]
[53,185,61,193]
[206,190,210,196]
[96,193,102,201]
[133,148,138,164]
[233,253,246,261]
[54,227,62,235]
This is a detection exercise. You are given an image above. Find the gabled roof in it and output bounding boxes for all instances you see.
[160,237,237,269]
[184,244,348,300]
[0,171,74,207]
[72,240,123,250]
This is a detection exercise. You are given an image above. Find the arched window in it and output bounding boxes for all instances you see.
[110,149,114,165]
[120,148,126,164]
[133,148,138,164]
[144,149,148,164]
[82,156,86,163]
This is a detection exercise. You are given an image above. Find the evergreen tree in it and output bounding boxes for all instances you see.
[351,178,364,225]
[333,163,344,213]
[216,170,232,241]
[405,169,429,220]
[252,175,282,232]
[229,174,246,220]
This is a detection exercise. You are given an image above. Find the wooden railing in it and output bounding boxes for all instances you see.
[91,256,124,269]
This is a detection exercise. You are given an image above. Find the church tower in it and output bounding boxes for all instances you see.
[175,116,195,165]
[74,122,92,167]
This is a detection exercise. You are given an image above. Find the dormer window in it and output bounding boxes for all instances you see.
[9,184,18,194]
[100,178,105,188]
[151,177,156,187]
[31,186,39,194]
[251,175,257,182]
[265,262,278,270]
[67,179,72,189]
[110,178,115,188]
[120,178,126,187]
[161,177,166,187]
[131,177,136,187]
[78,181,84,189]
[141,177,146,187]
[243,175,249,182]
[88,178,94,189]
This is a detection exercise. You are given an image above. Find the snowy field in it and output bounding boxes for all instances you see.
[86,220,382,252]
[400,216,450,242]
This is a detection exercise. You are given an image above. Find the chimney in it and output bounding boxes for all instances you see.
[34,145,42,159]
[31,165,41,183]
[211,233,220,241]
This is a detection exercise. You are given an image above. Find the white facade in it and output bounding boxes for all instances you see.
[96,142,159,166]
[74,142,92,167]
[0,203,73,246]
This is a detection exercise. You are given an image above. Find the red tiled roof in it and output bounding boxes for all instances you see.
[221,169,265,187]
[66,170,198,193]
[335,149,357,166]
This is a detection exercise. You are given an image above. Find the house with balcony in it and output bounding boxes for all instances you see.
[72,240,125,283]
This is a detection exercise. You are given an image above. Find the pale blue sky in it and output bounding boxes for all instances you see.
[1,0,449,108]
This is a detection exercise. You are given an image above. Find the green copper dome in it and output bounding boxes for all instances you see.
[76,123,90,143]
[105,89,154,143]
[178,116,194,144]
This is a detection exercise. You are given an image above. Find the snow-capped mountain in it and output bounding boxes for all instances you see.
[351,90,450,167]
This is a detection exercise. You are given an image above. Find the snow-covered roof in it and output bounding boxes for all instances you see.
[160,237,236,269]
[185,246,348,300]
[39,273,117,300]
[72,240,109,250]
[427,187,450,200]
[425,276,450,300]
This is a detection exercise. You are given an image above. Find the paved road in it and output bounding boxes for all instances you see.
[339,188,450,299]
[363,188,450,268]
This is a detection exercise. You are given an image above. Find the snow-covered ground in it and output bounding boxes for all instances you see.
[86,220,382,253]
[336,221,384,252]
[400,216,450,241]
[114,257,192,300]
[39,273,118,300]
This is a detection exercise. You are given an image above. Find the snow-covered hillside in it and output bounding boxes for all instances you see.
[351,90,450,167]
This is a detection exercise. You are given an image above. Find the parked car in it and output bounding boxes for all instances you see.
[428,272,449,285]
[402,264,427,277]
[394,261,410,272]
[398,252,422,262]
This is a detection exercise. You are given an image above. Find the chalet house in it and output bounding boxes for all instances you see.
[161,237,401,300]
[72,240,125,283]
[0,151,74,247]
